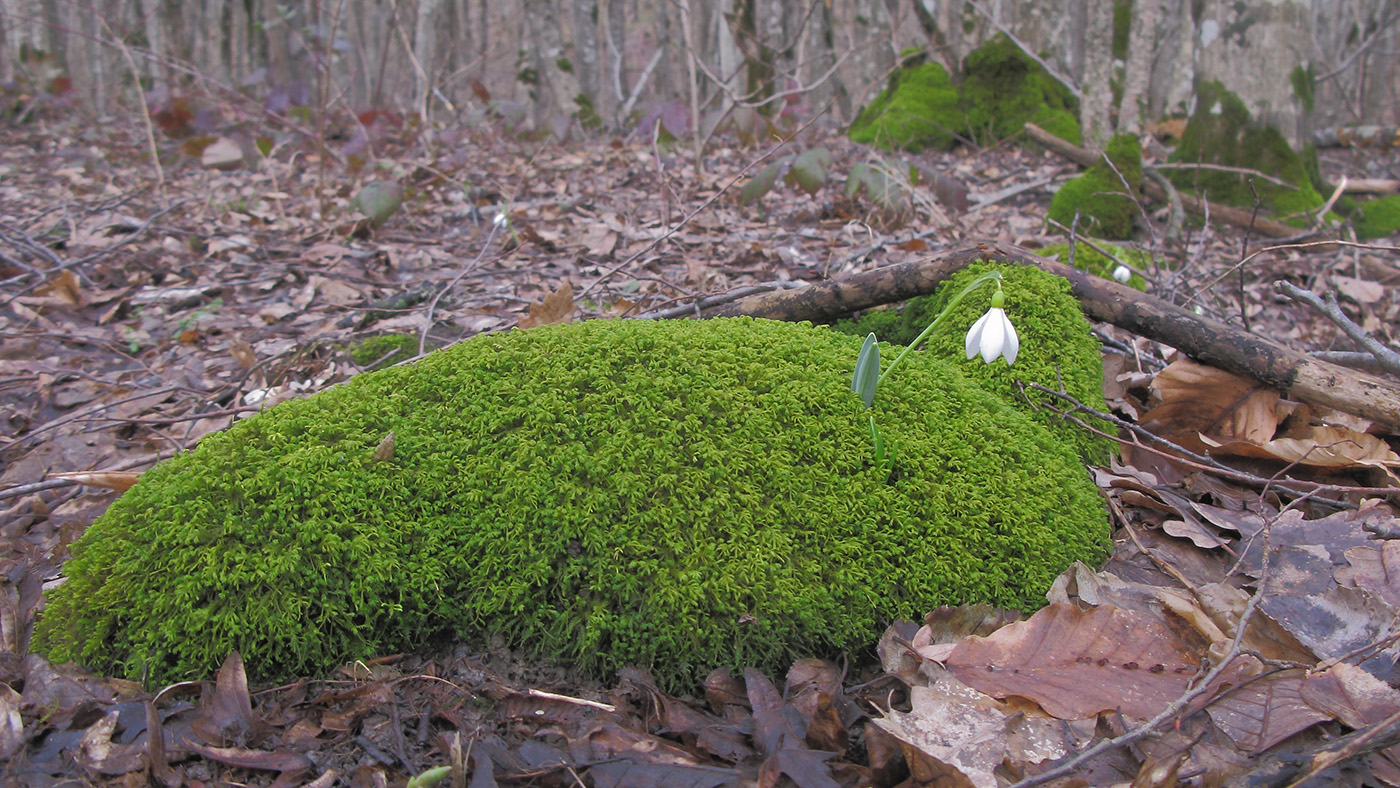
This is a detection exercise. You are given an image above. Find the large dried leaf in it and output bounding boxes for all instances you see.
[1203,424,1400,468]
[1338,542,1400,608]
[517,281,574,328]
[946,604,1203,720]
[1141,359,1281,451]
[1204,667,1332,753]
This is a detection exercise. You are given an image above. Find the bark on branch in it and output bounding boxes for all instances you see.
[697,239,1400,432]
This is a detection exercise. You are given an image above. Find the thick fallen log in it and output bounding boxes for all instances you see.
[1024,122,1307,240]
[700,239,1400,433]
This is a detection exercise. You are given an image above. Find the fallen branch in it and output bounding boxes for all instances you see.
[702,239,1400,432]
[1024,122,1309,240]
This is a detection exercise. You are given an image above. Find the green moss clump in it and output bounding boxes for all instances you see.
[1047,133,1142,240]
[348,334,419,370]
[1038,241,1150,290]
[1355,195,1400,239]
[960,35,1081,146]
[898,264,1113,463]
[1167,81,1324,225]
[848,61,961,153]
[829,265,1113,462]
[847,36,1080,152]
[36,318,1110,690]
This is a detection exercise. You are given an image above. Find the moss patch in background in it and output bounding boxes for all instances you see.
[848,36,1079,152]
[1355,195,1400,239]
[848,61,961,152]
[1167,80,1324,225]
[37,316,1110,690]
[832,264,1113,462]
[960,35,1081,147]
[347,333,419,370]
[1038,241,1150,290]
[1047,133,1143,240]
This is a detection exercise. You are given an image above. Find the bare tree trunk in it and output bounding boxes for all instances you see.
[572,0,603,121]
[138,0,166,91]
[1116,0,1158,135]
[1079,0,1114,148]
[414,0,442,120]
[522,0,580,130]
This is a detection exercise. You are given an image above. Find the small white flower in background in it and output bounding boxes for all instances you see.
[965,288,1019,365]
[493,211,508,228]
[1112,265,1131,284]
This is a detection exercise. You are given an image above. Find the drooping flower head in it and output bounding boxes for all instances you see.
[965,285,1018,365]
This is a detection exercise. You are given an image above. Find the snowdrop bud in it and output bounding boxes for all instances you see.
[1112,265,1131,284]
[493,211,508,228]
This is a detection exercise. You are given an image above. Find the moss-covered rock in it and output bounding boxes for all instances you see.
[960,35,1080,147]
[1047,133,1142,240]
[848,61,961,152]
[1355,195,1400,239]
[347,334,419,370]
[1168,81,1324,225]
[36,316,1111,690]
[847,37,1079,152]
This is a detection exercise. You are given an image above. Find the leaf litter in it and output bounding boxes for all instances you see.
[3,99,1400,786]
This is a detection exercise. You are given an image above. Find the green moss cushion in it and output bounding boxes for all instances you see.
[836,264,1114,463]
[37,317,1110,688]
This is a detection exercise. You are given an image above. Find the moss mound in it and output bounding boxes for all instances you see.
[833,264,1113,462]
[847,37,1079,152]
[1047,133,1142,240]
[848,62,961,152]
[1168,81,1324,225]
[1355,195,1400,239]
[37,317,1110,689]
[960,36,1080,146]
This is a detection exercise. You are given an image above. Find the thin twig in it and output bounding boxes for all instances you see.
[1275,281,1400,376]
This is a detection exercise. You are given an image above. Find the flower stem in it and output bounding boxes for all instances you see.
[878,271,1003,387]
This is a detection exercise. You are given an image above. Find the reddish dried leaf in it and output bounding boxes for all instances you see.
[1338,542,1400,608]
[703,669,748,714]
[589,759,738,788]
[185,739,312,773]
[1204,668,1331,753]
[191,652,268,746]
[947,604,1202,720]
[517,280,574,328]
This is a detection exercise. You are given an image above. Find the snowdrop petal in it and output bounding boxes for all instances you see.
[965,311,992,359]
[979,308,1006,364]
[1001,311,1019,365]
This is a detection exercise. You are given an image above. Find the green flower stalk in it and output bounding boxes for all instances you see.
[850,270,1013,475]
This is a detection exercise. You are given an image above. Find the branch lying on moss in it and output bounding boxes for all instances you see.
[701,239,1400,432]
[1025,122,1309,240]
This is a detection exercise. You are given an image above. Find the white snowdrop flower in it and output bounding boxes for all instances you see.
[1112,265,1131,283]
[493,211,508,228]
[964,290,1019,366]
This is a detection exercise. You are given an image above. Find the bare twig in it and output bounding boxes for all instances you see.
[1275,281,1400,376]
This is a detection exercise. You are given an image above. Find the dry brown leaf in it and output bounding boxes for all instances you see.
[47,470,142,493]
[1333,275,1386,304]
[1203,424,1400,468]
[946,604,1204,720]
[1204,666,1332,753]
[1337,542,1400,608]
[1141,359,1280,451]
[34,269,84,306]
[0,684,21,762]
[518,281,574,328]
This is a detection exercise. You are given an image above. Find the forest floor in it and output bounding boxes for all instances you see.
[4,100,1400,787]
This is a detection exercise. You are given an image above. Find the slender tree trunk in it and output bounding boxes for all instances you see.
[1117,0,1159,135]
[1079,0,1114,148]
